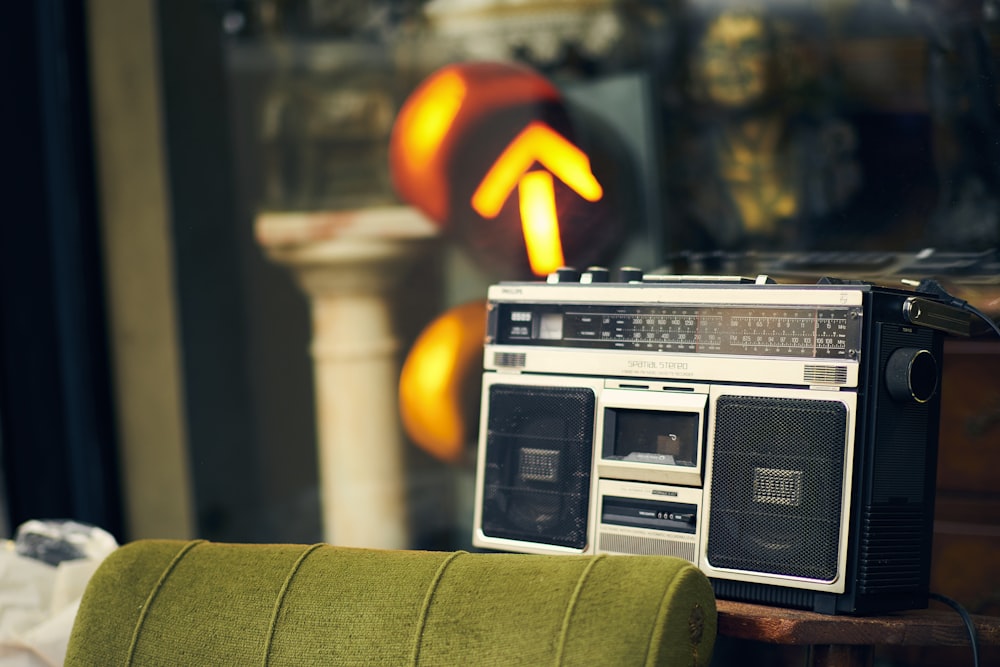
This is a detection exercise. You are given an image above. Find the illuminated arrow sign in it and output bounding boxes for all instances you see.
[471,121,604,275]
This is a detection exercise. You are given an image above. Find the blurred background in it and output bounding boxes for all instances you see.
[2,5,999,651]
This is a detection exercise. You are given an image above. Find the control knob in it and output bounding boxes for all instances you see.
[546,267,581,283]
[884,347,939,403]
[618,267,644,283]
[581,266,610,283]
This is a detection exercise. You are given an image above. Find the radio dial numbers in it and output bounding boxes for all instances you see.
[512,305,858,359]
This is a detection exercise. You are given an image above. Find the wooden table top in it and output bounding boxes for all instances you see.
[716,599,1000,648]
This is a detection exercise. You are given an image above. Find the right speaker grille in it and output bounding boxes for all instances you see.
[707,395,848,581]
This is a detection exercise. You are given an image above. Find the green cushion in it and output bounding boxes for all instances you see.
[66,540,715,666]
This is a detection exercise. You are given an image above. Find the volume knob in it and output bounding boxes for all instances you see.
[885,347,939,403]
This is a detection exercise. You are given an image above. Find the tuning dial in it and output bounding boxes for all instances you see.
[885,347,939,403]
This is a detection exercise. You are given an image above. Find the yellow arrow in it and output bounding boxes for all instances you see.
[518,170,565,275]
[471,121,603,218]
[471,121,603,275]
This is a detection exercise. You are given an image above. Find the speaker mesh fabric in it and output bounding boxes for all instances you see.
[707,396,848,581]
[481,384,595,549]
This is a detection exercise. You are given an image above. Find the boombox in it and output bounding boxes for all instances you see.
[472,271,960,615]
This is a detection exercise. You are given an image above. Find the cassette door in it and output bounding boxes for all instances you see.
[473,374,603,554]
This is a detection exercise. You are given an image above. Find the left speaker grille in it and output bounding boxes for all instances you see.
[480,384,595,549]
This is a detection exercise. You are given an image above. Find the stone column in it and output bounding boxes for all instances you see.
[256,206,438,548]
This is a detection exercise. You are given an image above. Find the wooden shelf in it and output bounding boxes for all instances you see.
[716,599,1000,667]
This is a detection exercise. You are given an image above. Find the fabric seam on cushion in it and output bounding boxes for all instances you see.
[409,551,465,667]
[554,555,604,667]
[261,543,324,667]
[125,540,206,666]
[644,563,691,667]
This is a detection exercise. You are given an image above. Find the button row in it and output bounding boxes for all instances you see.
[546,266,645,284]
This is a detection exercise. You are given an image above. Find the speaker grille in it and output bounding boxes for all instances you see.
[480,384,595,549]
[707,396,848,581]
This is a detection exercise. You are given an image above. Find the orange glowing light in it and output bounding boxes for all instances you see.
[398,300,486,463]
[395,70,467,177]
[518,171,565,275]
[389,62,563,227]
[471,121,603,218]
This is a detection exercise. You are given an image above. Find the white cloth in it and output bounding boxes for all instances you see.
[0,525,117,666]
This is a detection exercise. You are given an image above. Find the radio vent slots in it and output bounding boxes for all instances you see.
[599,533,696,561]
[803,365,848,385]
[711,580,818,611]
[857,506,925,593]
[493,351,526,368]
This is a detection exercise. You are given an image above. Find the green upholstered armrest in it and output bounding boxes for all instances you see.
[66,540,715,666]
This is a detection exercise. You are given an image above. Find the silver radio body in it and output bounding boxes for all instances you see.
[472,278,945,614]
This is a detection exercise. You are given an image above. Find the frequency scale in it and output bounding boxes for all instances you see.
[500,303,857,358]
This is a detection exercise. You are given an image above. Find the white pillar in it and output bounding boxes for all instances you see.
[256,206,438,548]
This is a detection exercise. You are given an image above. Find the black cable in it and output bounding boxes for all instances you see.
[929,592,980,667]
[914,278,1000,338]
[964,302,1000,339]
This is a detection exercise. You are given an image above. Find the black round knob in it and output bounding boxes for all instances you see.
[885,347,939,404]
[581,266,610,283]
[556,266,581,282]
[618,267,644,283]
